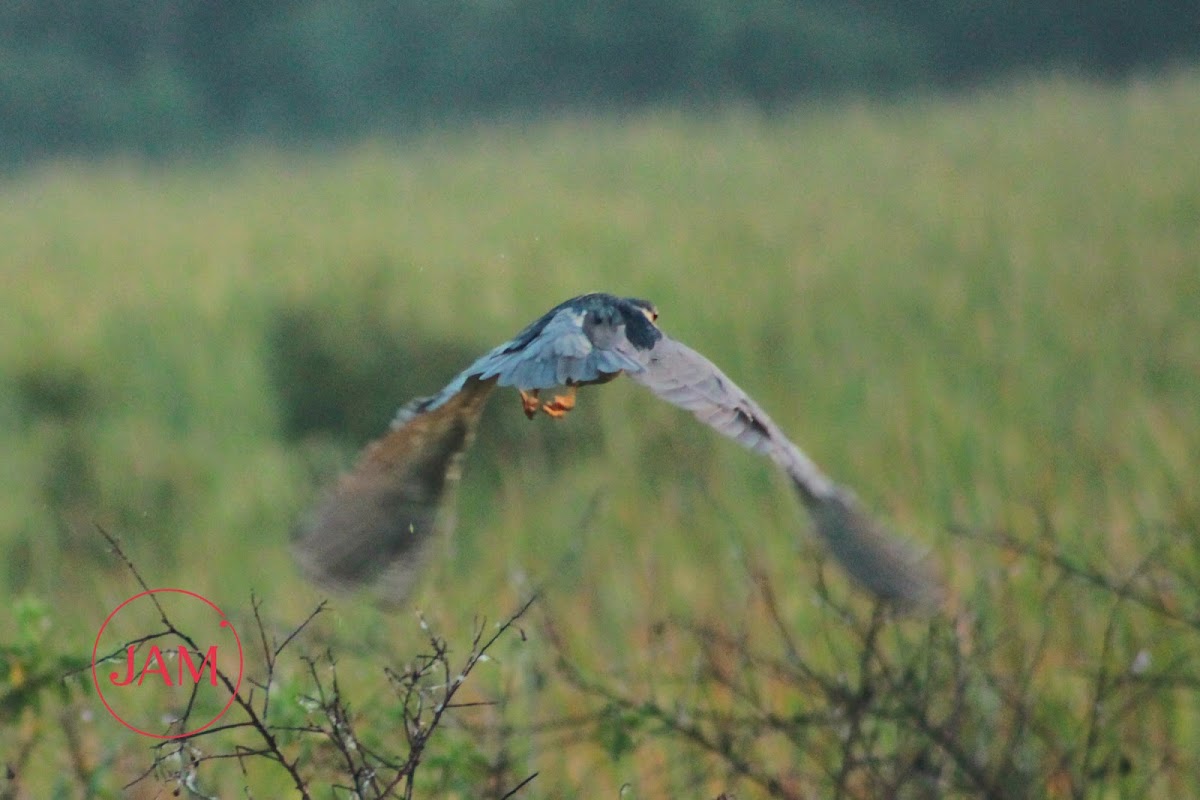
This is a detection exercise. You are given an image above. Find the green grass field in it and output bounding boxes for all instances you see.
[2,70,1199,797]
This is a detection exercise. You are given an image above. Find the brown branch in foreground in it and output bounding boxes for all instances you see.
[536,517,1200,797]
[94,524,539,798]
[95,525,316,799]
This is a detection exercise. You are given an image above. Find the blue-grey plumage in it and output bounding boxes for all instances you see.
[394,293,660,425]
[301,292,939,611]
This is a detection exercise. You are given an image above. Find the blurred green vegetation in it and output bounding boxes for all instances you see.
[2,1,1199,161]
[1,71,1198,796]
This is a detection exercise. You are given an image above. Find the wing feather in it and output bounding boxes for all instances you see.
[626,335,940,610]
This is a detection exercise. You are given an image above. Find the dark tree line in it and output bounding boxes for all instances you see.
[1,0,1197,160]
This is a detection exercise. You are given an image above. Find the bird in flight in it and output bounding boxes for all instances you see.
[293,293,940,610]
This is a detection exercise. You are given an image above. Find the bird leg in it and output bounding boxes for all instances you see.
[541,386,576,419]
[519,389,541,419]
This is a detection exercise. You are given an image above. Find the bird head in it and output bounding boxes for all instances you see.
[624,297,659,325]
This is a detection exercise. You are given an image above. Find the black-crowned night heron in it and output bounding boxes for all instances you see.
[293,292,940,610]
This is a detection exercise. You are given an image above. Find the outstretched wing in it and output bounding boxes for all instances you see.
[624,335,940,611]
[293,294,646,605]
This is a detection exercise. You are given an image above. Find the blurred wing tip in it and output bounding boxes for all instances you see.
[293,373,498,608]
[808,488,944,614]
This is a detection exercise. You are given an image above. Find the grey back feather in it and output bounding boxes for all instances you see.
[393,306,643,428]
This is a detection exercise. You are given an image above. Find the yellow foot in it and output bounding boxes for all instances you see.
[519,389,541,420]
[541,387,576,419]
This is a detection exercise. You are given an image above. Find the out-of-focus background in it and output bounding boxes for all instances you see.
[2,3,1199,798]
[1,0,1199,161]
